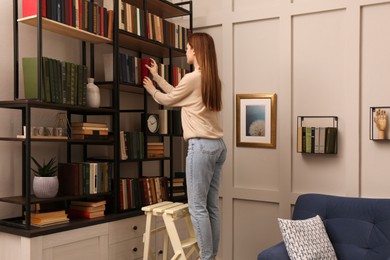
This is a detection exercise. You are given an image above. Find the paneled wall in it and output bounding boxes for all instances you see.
[191,0,390,259]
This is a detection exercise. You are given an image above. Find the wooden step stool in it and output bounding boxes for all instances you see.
[142,201,199,260]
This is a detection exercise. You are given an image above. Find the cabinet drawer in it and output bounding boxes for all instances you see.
[109,236,144,260]
[108,215,146,244]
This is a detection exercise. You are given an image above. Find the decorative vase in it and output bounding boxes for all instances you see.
[87,78,100,108]
[33,176,59,198]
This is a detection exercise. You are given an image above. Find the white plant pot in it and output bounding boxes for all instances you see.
[33,176,59,198]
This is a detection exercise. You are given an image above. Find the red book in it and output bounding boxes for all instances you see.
[141,58,152,80]
[67,209,105,219]
[68,0,73,27]
[22,0,47,18]
[100,6,104,36]
[58,163,80,196]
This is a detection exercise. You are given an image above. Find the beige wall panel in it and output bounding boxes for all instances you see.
[292,10,347,194]
[233,199,281,259]
[233,19,280,190]
[360,3,390,198]
[233,0,280,12]
[234,19,280,92]
[192,0,223,17]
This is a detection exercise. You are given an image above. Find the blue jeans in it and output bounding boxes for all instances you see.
[186,138,227,260]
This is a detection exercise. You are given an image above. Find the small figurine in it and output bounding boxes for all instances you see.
[374,109,387,139]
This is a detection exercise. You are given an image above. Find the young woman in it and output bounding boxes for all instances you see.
[143,32,227,260]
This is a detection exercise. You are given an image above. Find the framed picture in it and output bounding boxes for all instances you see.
[236,93,277,148]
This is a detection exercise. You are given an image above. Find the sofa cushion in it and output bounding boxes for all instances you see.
[278,215,337,260]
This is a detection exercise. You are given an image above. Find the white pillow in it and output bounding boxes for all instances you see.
[278,215,337,260]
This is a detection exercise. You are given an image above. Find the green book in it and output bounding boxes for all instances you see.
[22,57,39,99]
[70,63,76,105]
[42,57,51,102]
[325,127,337,154]
[305,127,312,153]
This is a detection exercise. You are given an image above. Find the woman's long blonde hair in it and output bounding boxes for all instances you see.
[187,33,222,111]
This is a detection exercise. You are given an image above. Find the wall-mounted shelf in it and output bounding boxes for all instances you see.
[297,116,338,154]
[370,107,390,141]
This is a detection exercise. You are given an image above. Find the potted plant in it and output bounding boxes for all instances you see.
[31,157,59,198]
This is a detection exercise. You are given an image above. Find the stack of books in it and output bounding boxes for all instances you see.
[169,172,186,199]
[25,210,69,227]
[147,142,164,158]
[67,200,106,219]
[71,122,109,140]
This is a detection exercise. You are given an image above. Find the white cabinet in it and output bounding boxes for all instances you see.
[0,223,108,260]
[108,215,146,260]
[0,216,147,260]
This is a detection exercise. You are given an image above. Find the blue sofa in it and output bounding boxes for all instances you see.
[258,193,390,260]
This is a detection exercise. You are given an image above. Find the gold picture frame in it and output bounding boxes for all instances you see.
[236,93,277,148]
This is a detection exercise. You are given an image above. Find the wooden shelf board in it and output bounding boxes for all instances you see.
[0,100,116,115]
[0,211,144,237]
[118,31,185,58]
[18,16,112,44]
[129,0,190,18]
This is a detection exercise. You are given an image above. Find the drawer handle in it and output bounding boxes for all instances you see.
[132,225,138,231]
[158,250,163,255]
[132,247,138,252]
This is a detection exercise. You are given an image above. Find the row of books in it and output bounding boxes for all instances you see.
[23,57,87,105]
[169,172,186,199]
[120,131,145,160]
[145,11,190,50]
[71,121,110,140]
[119,177,169,210]
[119,1,190,50]
[297,127,337,154]
[119,55,169,85]
[67,199,106,219]
[58,161,113,196]
[22,0,114,39]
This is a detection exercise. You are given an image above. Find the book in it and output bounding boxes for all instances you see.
[319,127,326,153]
[71,134,110,140]
[67,209,105,219]
[120,131,128,160]
[152,109,168,134]
[71,122,108,128]
[22,57,39,99]
[325,127,337,154]
[72,126,109,131]
[297,127,302,152]
[71,200,106,207]
[71,129,109,135]
[27,210,66,219]
[22,0,47,18]
[58,163,80,195]
[68,204,105,212]
[31,215,69,224]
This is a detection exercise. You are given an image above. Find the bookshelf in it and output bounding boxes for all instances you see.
[0,0,192,238]
[297,116,338,154]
